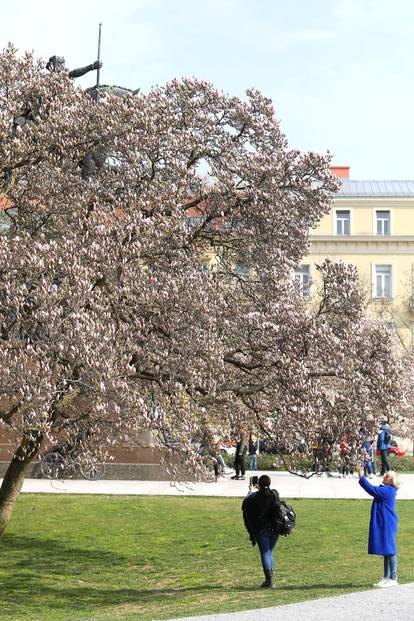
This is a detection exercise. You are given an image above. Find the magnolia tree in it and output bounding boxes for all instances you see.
[253,261,404,474]
[395,349,414,439]
[0,46,404,532]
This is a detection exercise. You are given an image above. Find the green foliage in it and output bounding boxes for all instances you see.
[1,494,414,620]
[383,454,414,473]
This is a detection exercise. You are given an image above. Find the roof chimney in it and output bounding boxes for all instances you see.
[330,166,350,178]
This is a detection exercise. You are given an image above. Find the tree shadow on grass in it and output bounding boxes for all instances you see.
[0,534,365,617]
[0,533,128,570]
[0,583,225,616]
[0,534,225,614]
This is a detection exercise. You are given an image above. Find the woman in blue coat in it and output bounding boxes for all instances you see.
[358,468,400,587]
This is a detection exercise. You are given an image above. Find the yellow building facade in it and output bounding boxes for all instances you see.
[300,170,414,349]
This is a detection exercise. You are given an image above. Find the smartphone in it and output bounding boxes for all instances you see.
[249,475,258,487]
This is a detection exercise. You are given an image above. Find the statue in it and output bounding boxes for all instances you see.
[10,35,138,181]
[45,55,102,80]
[5,26,108,191]
[44,55,140,178]
[12,54,103,137]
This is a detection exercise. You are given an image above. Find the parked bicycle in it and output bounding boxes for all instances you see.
[40,443,107,481]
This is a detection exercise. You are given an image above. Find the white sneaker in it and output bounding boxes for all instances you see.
[382,579,399,588]
[373,578,389,587]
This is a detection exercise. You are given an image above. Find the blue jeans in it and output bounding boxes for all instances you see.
[217,455,226,469]
[384,554,397,580]
[256,531,279,571]
[249,454,257,470]
[364,461,373,475]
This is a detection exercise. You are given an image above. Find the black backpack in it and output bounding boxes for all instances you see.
[272,499,296,536]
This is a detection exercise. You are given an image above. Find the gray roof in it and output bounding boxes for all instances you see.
[337,180,414,197]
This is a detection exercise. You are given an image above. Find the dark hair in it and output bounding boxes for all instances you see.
[258,474,271,489]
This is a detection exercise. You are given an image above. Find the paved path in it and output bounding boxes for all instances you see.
[16,471,414,499]
[163,583,414,621]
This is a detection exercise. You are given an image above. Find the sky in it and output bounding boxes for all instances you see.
[2,0,414,179]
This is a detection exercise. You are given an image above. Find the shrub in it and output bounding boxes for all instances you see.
[222,452,414,473]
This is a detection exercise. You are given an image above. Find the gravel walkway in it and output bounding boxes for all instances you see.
[163,583,414,621]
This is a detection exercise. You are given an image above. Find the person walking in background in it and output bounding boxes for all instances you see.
[362,437,374,479]
[358,467,400,587]
[232,436,247,480]
[242,474,280,589]
[339,435,352,477]
[248,435,257,471]
[311,439,321,473]
[377,422,392,475]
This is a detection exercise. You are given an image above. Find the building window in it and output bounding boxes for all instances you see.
[336,210,351,235]
[196,263,209,273]
[0,208,16,234]
[186,216,206,230]
[234,263,249,279]
[374,265,392,299]
[412,263,414,304]
[294,265,311,298]
[376,210,390,236]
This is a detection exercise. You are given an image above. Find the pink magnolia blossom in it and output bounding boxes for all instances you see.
[0,45,405,528]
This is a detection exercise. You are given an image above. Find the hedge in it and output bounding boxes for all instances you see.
[222,452,414,473]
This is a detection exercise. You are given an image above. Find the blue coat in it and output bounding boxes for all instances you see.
[359,476,398,555]
[377,427,391,451]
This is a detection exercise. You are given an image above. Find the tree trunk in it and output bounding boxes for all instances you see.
[0,429,43,535]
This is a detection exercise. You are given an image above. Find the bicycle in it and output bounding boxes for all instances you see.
[40,444,107,481]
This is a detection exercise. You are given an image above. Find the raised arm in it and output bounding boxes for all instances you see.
[359,475,389,499]
[68,61,102,79]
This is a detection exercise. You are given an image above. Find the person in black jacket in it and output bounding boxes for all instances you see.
[231,437,247,480]
[242,474,280,588]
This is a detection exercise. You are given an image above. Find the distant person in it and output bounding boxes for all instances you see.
[216,449,230,474]
[199,431,225,481]
[358,467,399,587]
[242,474,280,588]
[231,437,247,480]
[248,435,258,471]
[377,422,392,475]
[311,440,321,473]
[339,435,352,478]
[362,437,374,479]
[209,440,229,474]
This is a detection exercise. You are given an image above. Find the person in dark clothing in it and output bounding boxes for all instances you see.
[232,437,247,480]
[377,423,391,476]
[248,435,257,470]
[242,474,280,588]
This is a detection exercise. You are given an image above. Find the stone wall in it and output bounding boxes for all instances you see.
[0,428,172,480]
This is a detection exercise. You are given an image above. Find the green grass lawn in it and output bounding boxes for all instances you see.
[1,495,413,621]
